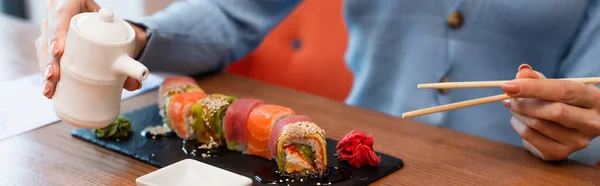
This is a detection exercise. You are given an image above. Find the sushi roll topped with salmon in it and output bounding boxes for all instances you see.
[167,91,208,140]
[247,104,295,159]
[158,76,205,128]
[158,76,204,109]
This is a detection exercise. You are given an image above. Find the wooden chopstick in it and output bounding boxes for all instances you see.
[402,94,510,119]
[404,78,600,119]
[418,77,600,89]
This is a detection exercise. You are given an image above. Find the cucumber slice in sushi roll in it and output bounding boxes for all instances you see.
[191,94,237,147]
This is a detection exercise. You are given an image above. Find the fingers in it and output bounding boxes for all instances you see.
[42,59,59,98]
[44,61,60,82]
[511,112,590,150]
[43,80,56,98]
[42,0,100,99]
[508,64,598,161]
[501,78,600,108]
[516,64,545,79]
[43,60,60,99]
[510,117,570,160]
[123,77,142,91]
[506,98,600,136]
[522,140,544,160]
[84,0,101,12]
[47,3,76,59]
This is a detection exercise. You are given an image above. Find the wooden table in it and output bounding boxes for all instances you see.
[1,13,599,186]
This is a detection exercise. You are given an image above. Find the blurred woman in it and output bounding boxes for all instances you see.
[36,0,600,165]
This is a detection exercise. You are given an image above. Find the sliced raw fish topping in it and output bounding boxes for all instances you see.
[168,91,207,139]
[247,104,294,159]
[223,98,264,149]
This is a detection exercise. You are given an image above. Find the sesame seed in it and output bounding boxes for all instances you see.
[144,125,172,135]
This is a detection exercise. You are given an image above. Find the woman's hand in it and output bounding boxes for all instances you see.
[35,0,144,99]
[502,64,600,161]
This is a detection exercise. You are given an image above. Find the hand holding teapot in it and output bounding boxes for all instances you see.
[35,0,150,129]
[35,0,149,98]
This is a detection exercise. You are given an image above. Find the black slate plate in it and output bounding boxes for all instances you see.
[71,104,404,186]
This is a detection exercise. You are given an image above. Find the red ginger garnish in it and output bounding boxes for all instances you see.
[336,130,381,168]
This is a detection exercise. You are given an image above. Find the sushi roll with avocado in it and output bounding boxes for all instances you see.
[158,76,205,128]
[269,115,327,178]
[190,94,237,146]
[167,91,208,140]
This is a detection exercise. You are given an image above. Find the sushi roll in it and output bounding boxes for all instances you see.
[190,94,237,146]
[268,115,313,159]
[223,98,264,152]
[270,115,327,178]
[159,76,204,128]
[247,104,295,160]
[167,91,208,140]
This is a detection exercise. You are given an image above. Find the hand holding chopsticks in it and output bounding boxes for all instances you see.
[403,64,600,162]
[402,77,600,119]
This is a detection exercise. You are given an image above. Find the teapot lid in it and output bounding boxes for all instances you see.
[75,9,130,42]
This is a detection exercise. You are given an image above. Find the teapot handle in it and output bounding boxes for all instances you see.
[113,54,149,81]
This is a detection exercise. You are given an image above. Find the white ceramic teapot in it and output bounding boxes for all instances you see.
[52,9,149,129]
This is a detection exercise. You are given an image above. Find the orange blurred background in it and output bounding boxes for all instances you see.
[226,0,353,102]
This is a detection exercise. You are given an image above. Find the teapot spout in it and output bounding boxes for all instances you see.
[113,54,149,81]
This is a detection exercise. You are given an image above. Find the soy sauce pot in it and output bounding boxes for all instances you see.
[52,8,149,129]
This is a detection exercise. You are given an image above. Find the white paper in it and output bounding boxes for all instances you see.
[0,73,164,141]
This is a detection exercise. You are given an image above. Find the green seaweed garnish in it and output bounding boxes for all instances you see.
[93,115,132,139]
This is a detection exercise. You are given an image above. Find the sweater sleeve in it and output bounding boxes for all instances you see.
[126,0,301,76]
[558,1,600,79]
